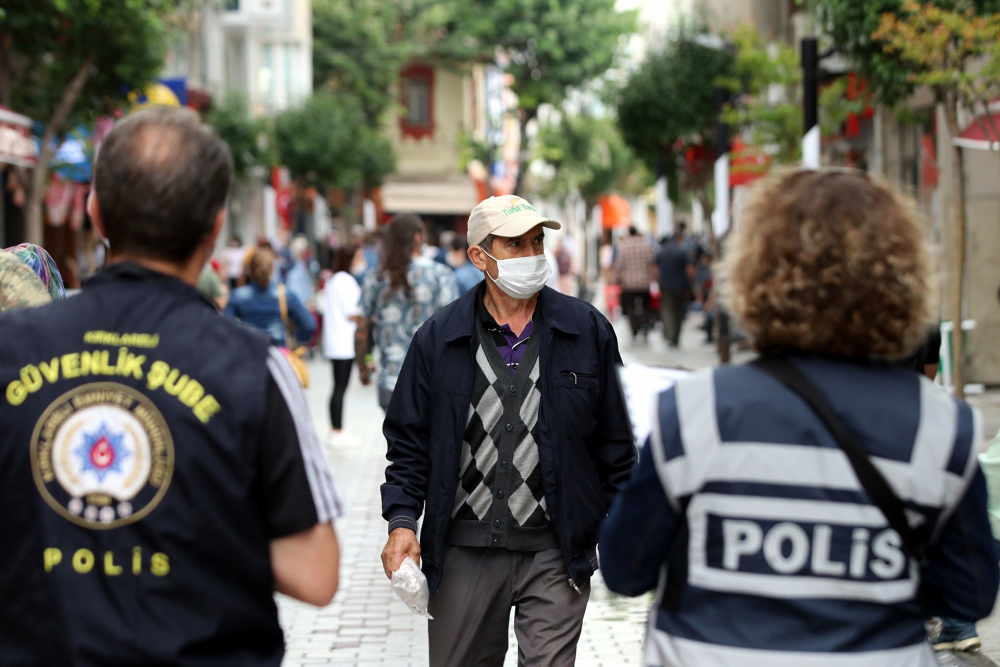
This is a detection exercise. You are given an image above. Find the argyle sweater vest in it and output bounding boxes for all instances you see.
[446,320,558,551]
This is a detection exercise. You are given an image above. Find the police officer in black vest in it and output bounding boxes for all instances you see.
[0,106,343,667]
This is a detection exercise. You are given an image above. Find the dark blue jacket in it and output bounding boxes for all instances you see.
[225,282,315,347]
[381,285,636,592]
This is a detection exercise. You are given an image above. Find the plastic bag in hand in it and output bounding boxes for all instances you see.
[391,556,433,619]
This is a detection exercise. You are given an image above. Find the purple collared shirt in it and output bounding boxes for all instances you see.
[495,320,534,373]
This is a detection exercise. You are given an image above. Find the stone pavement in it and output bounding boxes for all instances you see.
[277,306,1000,666]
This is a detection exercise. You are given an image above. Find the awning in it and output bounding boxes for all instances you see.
[382,176,480,215]
[953,112,1000,150]
[0,106,37,168]
[598,194,631,230]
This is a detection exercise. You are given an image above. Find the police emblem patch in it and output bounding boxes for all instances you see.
[30,382,174,529]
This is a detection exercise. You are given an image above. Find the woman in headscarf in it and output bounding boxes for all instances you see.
[0,244,66,312]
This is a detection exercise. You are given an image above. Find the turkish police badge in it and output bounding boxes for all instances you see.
[30,382,174,529]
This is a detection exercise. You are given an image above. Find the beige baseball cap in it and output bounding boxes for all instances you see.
[467,195,561,246]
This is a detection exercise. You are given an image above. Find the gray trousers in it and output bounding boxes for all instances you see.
[427,547,591,667]
[660,288,687,346]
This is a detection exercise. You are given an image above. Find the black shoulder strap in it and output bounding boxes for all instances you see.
[752,356,925,563]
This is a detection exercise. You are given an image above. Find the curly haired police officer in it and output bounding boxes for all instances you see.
[0,106,343,667]
[600,169,1000,667]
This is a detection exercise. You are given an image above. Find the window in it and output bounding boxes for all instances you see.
[399,65,434,139]
[405,78,430,125]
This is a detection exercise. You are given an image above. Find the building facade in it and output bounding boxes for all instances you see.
[380,62,516,238]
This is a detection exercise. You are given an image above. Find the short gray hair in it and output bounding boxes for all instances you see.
[479,234,498,253]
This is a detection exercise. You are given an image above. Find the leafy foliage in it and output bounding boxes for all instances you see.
[443,0,637,120]
[718,25,802,164]
[813,0,1000,105]
[616,29,734,173]
[0,0,173,128]
[874,0,1000,126]
[205,94,269,180]
[0,0,181,243]
[273,93,396,193]
[312,0,451,124]
[536,112,641,206]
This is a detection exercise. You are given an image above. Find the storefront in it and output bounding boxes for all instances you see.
[0,106,38,247]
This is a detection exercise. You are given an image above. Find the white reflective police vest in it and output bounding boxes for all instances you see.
[646,362,981,667]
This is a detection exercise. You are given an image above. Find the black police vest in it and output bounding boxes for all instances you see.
[0,264,283,667]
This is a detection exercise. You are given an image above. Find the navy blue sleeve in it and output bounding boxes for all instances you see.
[600,435,681,597]
[917,467,1000,621]
[592,318,638,504]
[287,293,315,343]
[380,327,432,534]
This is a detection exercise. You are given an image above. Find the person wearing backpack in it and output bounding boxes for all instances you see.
[599,169,999,667]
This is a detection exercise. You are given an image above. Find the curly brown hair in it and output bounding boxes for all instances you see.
[719,169,935,360]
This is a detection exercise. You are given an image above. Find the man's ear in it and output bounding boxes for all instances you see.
[87,191,106,239]
[468,245,489,271]
[207,208,226,248]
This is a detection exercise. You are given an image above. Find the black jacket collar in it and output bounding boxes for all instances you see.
[444,283,580,343]
[84,262,217,311]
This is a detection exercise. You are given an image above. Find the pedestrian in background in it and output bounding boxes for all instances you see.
[613,226,656,343]
[446,235,484,296]
[600,169,998,667]
[223,233,246,290]
[356,214,457,411]
[694,247,715,344]
[655,231,693,348]
[226,247,316,347]
[285,235,315,308]
[322,242,364,447]
[0,106,342,666]
[379,195,635,667]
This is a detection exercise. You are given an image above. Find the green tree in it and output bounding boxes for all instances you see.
[444,0,637,195]
[312,0,451,125]
[719,25,802,164]
[873,1,1000,398]
[617,29,734,245]
[536,112,641,214]
[0,0,178,244]
[205,94,269,180]
[273,92,395,204]
[812,0,1000,105]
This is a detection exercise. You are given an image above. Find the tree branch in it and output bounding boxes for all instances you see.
[25,55,95,245]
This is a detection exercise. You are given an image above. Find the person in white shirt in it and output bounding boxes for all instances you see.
[223,234,247,290]
[322,242,364,446]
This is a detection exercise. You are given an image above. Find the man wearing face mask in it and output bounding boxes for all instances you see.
[379,195,636,666]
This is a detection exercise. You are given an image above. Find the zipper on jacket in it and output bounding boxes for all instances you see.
[568,578,582,594]
[559,370,597,385]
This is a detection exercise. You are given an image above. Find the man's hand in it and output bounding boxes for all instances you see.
[381,527,421,579]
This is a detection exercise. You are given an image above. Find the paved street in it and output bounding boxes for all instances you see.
[278,308,1000,666]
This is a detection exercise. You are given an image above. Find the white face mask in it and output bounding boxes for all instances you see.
[482,250,551,299]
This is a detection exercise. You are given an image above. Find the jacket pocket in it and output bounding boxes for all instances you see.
[557,369,599,388]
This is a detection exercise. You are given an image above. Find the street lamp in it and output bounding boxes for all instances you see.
[801,38,820,168]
